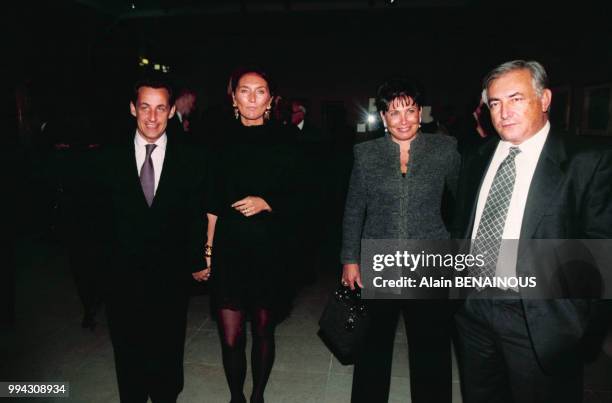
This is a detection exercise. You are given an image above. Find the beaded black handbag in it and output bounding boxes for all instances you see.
[318,284,369,365]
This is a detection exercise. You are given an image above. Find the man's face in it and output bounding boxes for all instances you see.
[178,93,196,116]
[486,69,551,145]
[130,86,176,143]
[291,102,305,125]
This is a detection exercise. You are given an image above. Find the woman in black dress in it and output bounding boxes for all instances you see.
[199,67,297,403]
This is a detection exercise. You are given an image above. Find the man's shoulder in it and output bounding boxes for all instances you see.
[459,135,498,163]
[560,132,611,150]
[547,131,612,163]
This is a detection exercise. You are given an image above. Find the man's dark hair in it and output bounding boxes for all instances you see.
[375,78,423,113]
[132,74,175,105]
[177,87,197,99]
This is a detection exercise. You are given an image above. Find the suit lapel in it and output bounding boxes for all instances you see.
[463,137,499,238]
[520,133,567,238]
[151,135,177,209]
[120,137,148,207]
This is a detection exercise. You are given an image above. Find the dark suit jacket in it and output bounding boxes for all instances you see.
[94,133,208,297]
[453,129,612,373]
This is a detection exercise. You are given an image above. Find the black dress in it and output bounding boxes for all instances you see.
[209,120,298,316]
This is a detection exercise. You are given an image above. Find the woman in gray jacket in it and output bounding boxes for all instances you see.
[341,78,460,403]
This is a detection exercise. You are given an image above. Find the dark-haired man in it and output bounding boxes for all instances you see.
[98,77,209,402]
[453,60,612,403]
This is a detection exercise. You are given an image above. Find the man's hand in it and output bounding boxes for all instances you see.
[231,196,271,217]
[341,263,363,290]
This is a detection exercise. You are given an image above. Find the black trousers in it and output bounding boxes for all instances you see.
[106,281,189,403]
[351,300,452,403]
[67,240,103,319]
[454,291,583,403]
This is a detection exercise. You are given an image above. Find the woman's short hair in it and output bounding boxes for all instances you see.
[375,78,422,113]
[229,66,276,96]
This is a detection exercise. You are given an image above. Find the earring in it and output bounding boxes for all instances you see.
[233,106,239,120]
[264,107,271,121]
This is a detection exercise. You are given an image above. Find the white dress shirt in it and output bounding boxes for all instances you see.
[472,121,550,281]
[134,132,167,196]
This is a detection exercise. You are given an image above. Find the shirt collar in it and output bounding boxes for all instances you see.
[498,120,549,158]
[134,131,168,150]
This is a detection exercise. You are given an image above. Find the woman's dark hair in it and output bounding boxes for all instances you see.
[229,66,276,96]
[375,78,422,113]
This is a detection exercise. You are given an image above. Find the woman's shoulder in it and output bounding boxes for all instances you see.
[419,132,458,153]
[353,136,387,157]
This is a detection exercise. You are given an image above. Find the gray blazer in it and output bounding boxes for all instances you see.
[341,132,460,264]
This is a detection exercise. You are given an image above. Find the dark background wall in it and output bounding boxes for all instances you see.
[8,1,612,143]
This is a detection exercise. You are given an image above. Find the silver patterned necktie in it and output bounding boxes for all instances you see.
[472,146,521,282]
[140,143,157,207]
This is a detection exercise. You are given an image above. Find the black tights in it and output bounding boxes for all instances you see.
[217,307,276,403]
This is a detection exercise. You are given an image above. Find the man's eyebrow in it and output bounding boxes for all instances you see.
[488,92,524,103]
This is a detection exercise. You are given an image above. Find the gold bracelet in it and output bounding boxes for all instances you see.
[204,244,213,258]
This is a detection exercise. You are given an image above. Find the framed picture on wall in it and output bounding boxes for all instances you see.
[581,83,612,136]
[550,86,571,132]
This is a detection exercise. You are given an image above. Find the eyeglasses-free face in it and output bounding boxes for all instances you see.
[232,72,273,126]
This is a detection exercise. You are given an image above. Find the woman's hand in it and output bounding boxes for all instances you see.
[231,196,271,217]
[341,263,363,291]
[192,267,211,282]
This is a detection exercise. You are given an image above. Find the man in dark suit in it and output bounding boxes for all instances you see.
[167,87,202,144]
[453,60,612,403]
[97,76,209,402]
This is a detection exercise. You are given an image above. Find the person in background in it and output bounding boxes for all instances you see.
[289,98,329,282]
[174,88,197,133]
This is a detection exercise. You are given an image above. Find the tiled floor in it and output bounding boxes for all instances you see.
[1,237,610,403]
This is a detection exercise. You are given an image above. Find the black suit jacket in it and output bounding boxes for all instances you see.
[94,133,208,297]
[453,129,612,373]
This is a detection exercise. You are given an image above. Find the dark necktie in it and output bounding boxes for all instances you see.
[472,146,521,282]
[140,144,157,207]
